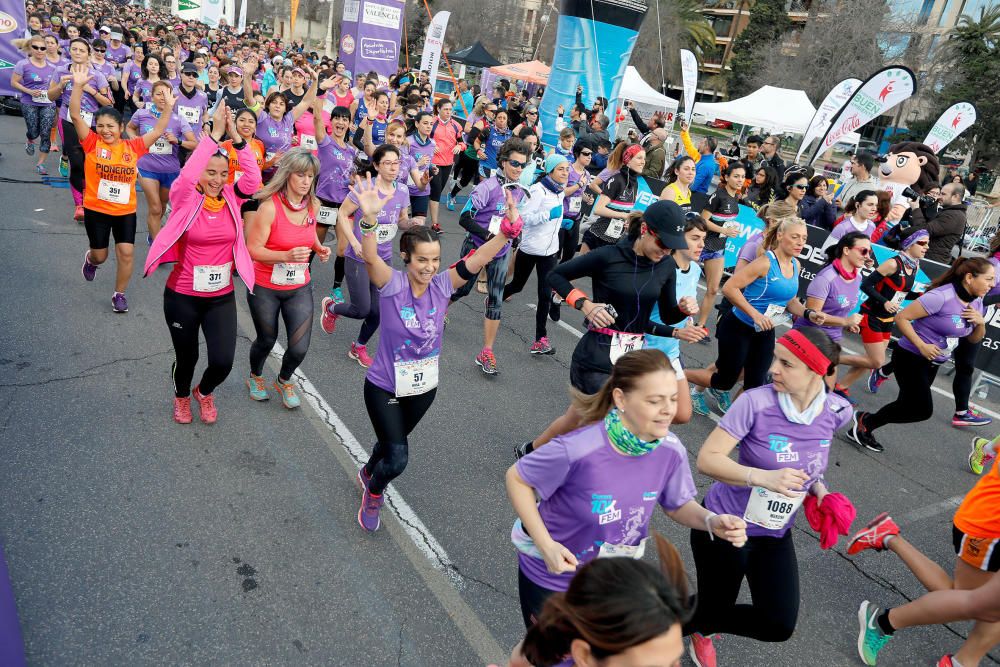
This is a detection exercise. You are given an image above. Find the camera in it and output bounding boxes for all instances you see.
[901,186,938,208]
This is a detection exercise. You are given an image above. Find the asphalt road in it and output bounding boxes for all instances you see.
[0,114,998,666]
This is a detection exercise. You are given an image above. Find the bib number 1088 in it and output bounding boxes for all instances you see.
[766,499,796,514]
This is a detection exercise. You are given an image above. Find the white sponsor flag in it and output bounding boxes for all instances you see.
[419,11,450,89]
[237,0,248,33]
[200,0,224,28]
[680,49,697,123]
[795,77,862,164]
[808,66,916,165]
[923,102,977,154]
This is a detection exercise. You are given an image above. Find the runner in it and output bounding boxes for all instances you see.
[850,257,993,453]
[821,190,879,251]
[659,155,695,210]
[555,142,593,265]
[403,111,435,226]
[256,79,317,179]
[70,62,171,313]
[48,38,112,222]
[582,144,646,253]
[11,34,57,174]
[515,200,697,458]
[245,149,330,408]
[501,154,569,355]
[174,62,209,144]
[687,327,853,664]
[506,349,746,627]
[733,200,798,271]
[477,108,511,181]
[219,108,268,190]
[693,163,743,337]
[444,100,494,209]
[349,78,376,130]
[143,102,261,424]
[350,179,524,531]
[687,217,825,416]
[448,138,531,375]
[128,80,196,241]
[850,453,1000,665]
[357,90,390,149]
[320,144,411,368]
[427,98,466,233]
[130,54,164,111]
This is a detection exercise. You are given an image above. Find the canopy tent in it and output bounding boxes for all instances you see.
[447,41,502,68]
[616,66,679,113]
[489,60,550,85]
[692,86,817,134]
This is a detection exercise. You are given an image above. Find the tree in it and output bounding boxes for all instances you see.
[629,0,716,93]
[726,0,791,98]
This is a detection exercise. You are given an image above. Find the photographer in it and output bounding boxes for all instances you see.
[909,182,967,264]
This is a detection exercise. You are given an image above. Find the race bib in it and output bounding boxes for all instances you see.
[568,197,581,213]
[97,179,130,204]
[669,356,685,380]
[394,355,439,397]
[178,105,199,124]
[270,262,307,286]
[945,337,960,355]
[606,219,625,239]
[889,291,907,307]
[488,215,503,236]
[149,139,172,155]
[723,221,740,231]
[610,332,644,364]
[743,487,805,530]
[265,151,276,163]
[299,134,317,150]
[317,206,337,226]
[32,90,53,105]
[756,303,788,331]
[79,109,94,127]
[376,223,398,244]
[598,538,647,559]
[193,262,232,293]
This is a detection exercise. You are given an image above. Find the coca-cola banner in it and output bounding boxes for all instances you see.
[807,67,916,165]
[922,102,977,155]
[795,78,862,164]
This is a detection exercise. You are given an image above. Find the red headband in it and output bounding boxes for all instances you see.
[777,329,831,376]
[622,144,643,165]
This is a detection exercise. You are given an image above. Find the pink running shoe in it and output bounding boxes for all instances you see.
[688,633,717,667]
[173,397,192,424]
[349,342,373,368]
[319,296,339,334]
[192,385,218,424]
[847,512,899,556]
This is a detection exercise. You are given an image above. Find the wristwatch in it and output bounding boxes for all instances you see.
[573,296,587,310]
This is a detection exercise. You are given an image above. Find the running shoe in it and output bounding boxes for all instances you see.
[431,222,443,235]
[707,388,732,414]
[274,378,301,409]
[850,411,884,453]
[833,384,857,405]
[35,164,47,175]
[938,655,956,667]
[847,512,899,556]
[969,437,995,475]
[953,408,992,428]
[358,486,384,532]
[25,141,35,156]
[856,600,892,665]
[551,290,563,305]
[530,337,554,355]
[691,389,710,417]
[173,397,193,424]
[319,296,339,334]
[549,300,561,323]
[111,292,129,313]
[688,633,717,667]
[81,251,98,281]
[867,369,888,394]
[476,348,498,375]
[349,342,373,368]
[74,206,84,222]
[329,286,345,305]
[357,465,371,491]
[192,385,218,424]
[445,193,455,211]
[246,374,269,401]
[58,155,69,178]
[514,441,533,460]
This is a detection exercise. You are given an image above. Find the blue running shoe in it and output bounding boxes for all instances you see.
[691,389,710,417]
[707,388,732,414]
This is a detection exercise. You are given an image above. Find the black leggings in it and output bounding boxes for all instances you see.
[333,259,380,345]
[247,284,314,381]
[429,164,452,202]
[60,117,85,194]
[362,379,437,495]
[952,336,979,412]
[685,527,799,642]
[711,310,775,391]
[334,255,346,289]
[449,153,480,198]
[558,219,581,265]
[163,287,237,398]
[503,251,558,340]
[518,567,556,629]
[867,346,939,432]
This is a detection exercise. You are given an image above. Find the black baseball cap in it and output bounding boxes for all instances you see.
[181,62,199,74]
[642,200,687,250]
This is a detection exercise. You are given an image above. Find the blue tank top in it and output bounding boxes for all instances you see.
[482,127,511,169]
[733,251,799,327]
[353,98,369,126]
[372,117,388,145]
[646,262,703,359]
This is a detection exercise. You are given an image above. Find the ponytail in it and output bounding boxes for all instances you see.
[931,256,993,290]
[762,216,806,252]
[823,231,868,267]
[571,349,673,423]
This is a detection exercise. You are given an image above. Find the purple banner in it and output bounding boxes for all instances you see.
[0,0,28,98]
[339,0,403,83]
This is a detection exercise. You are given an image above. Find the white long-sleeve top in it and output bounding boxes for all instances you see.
[518,180,565,256]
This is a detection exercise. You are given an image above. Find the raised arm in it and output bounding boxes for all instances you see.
[67,64,92,141]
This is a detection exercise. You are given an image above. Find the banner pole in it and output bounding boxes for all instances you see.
[419,0,468,116]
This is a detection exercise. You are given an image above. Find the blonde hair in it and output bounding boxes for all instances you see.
[757,199,797,225]
[571,349,674,423]
[254,147,321,207]
[762,216,806,252]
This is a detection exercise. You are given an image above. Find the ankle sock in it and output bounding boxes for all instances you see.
[876,609,895,635]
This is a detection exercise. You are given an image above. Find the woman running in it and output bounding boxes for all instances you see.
[821,190,879,252]
[403,111,435,226]
[204,65,222,108]
[582,144,646,252]
[687,327,853,664]
[351,183,523,531]
[144,102,261,425]
[694,162,743,337]
[349,78,376,130]
[131,54,164,111]
[245,149,330,408]
[659,155,695,210]
[556,142,593,265]
[49,38,112,222]
[850,257,993,453]
[320,144,411,369]
[70,63,170,313]
[839,228,929,394]
[427,98,466,233]
[357,90,390,150]
[502,154,569,356]
[12,34,58,174]
[477,108,511,180]
[444,100,494,209]
[515,200,697,459]
[506,350,746,628]
[687,217,825,416]
[850,455,1000,666]
[256,83,317,179]
[128,80,196,241]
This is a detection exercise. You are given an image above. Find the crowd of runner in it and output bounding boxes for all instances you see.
[8,2,1000,665]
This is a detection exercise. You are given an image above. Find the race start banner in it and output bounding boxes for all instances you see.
[419,11,449,89]
[339,0,404,83]
[680,49,697,124]
[171,0,203,23]
[807,67,916,166]
[795,77,862,164]
[0,0,27,98]
[922,102,977,155]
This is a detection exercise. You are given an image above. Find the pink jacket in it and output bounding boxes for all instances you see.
[144,135,261,293]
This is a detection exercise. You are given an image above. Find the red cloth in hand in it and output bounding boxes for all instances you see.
[804,492,857,550]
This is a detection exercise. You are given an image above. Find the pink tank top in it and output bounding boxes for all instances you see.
[253,195,317,290]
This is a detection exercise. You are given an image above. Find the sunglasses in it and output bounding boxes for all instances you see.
[641,225,668,250]
[526,111,537,115]
[31,44,46,51]
[580,150,593,156]
[182,71,197,76]
[791,184,808,190]
[405,114,417,120]
[507,159,527,169]
[852,246,871,256]
[913,240,929,246]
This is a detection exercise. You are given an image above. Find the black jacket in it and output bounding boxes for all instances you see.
[911,203,967,264]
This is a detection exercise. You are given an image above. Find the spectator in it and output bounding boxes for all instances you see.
[727,139,740,158]
[624,101,666,136]
[453,79,474,118]
[869,191,895,243]
[966,171,980,197]
[835,150,880,209]
[800,175,837,230]
[642,128,668,179]
[576,113,610,153]
[758,134,786,180]
[678,120,718,194]
[574,84,607,122]
[839,150,854,182]
[910,182,968,263]
[741,164,777,210]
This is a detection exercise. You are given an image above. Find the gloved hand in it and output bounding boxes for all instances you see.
[549,205,564,220]
[500,216,523,239]
[561,217,574,230]
[804,492,856,550]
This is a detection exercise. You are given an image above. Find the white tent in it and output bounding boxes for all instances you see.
[692,85,816,134]
[616,66,679,113]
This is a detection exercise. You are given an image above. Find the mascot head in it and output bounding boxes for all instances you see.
[879,141,940,195]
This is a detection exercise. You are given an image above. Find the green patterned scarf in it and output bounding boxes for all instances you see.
[604,408,663,456]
